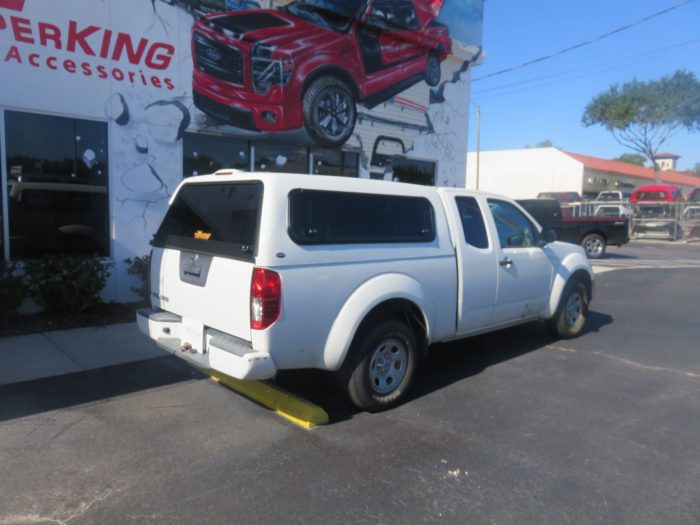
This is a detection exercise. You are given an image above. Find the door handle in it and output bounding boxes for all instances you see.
[499,257,513,267]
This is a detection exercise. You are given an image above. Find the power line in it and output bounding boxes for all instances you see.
[471,39,700,102]
[472,38,700,97]
[473,0,697,82]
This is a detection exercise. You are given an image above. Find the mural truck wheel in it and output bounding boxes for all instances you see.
[303,76,357,148]
[425,53,441,87]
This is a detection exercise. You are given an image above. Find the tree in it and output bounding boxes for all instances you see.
[583,70,700,182]
[525,139,555,148]
[612,153,647,166]
[688,162,700,177]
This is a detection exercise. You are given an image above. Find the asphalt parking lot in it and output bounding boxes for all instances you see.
[1,241,699,525]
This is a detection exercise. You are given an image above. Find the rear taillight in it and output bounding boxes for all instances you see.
[250,267,281,330]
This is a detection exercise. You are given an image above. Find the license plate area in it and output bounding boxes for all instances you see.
[181,318,205,354]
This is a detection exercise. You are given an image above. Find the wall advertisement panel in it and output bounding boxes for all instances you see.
[0,0,483,301]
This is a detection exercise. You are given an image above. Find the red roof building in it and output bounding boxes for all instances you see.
[466,147,699,199]
[563,151,699,188]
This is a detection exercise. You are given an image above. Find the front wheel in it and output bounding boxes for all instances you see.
[546,280,589,339]
[342,319,417,412]
[582,233,606,259]
[303,76,357,148]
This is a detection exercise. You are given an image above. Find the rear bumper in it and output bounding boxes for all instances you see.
[137,308,277,380]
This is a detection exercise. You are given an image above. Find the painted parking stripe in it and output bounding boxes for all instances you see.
[201,369,329,429]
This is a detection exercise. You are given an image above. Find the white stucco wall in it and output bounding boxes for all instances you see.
[465,147,584,199]
[1,0,479,303]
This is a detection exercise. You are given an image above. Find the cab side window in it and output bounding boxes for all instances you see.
[455,196,488,249]
[487,199,538,248]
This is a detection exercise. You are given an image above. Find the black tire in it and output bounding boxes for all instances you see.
[581,233,606,259]
[425,53,441,87]
[341,318,417,412]
[303,76,357,148]
[546,279,589,339]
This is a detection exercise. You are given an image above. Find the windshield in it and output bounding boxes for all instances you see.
[636,191,668,201]
[284,0,367,31]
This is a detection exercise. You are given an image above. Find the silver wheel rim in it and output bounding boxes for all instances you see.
[315,89,352,140]
[369,337,408,395]
[565,291,583,327]
[585,237,604,256]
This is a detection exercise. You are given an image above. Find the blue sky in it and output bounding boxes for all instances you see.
[468,0,700,170]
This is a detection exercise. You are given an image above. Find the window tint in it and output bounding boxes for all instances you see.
[310,149,359,177]
[635,191,667,200]
[4,111,109,259]
[254,141,307,173]
[391,158,436,186]
[455,197,488,249]
[183,132,249,177]
[488,199,538,249]
[153,182,262,260]
[289,189,435,245]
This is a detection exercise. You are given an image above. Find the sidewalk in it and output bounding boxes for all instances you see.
[0,322,167,386]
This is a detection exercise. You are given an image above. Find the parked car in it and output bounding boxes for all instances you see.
[536,191,582,218]
[630,184,684,239]
[592,191,632,218]
[630,184,683,204]
[138,172,593,411]
[518,198,629,259]
[191,0,451,147]
[595,190,631,202]
[537,191,581,203]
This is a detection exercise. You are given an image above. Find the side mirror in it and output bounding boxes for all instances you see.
[540,228,557,246]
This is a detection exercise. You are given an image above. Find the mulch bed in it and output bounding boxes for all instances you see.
[0,302,142,338]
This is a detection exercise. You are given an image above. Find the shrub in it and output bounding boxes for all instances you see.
[125,253,151,303]
[0,261,25,324]
[24,255,113,315]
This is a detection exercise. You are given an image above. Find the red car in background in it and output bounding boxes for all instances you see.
[191,0,451,147]
[631,184,685,239]
[630,184,684,204]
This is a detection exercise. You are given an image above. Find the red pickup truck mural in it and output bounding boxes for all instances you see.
[191,0,451,147]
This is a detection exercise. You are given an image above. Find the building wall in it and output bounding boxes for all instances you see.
[465,147,584,199]
[0,0,482,302]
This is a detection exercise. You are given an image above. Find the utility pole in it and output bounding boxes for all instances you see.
[476,103,481,190]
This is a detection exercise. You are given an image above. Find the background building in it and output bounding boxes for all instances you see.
[0,0,484,302]
[466,147,700,199]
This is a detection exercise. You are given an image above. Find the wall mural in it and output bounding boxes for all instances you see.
[0,0,483,300]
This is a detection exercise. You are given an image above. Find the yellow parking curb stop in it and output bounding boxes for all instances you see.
[203,370,329,429]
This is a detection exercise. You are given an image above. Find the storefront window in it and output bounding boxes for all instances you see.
[391,158,436,186]
[310,149,359,177]
[254,141,308,173]
[4,111,109,259]
[183,132,250,177]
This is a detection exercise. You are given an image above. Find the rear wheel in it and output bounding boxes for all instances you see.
[547,279,589,339]
[582,233,606,259]
[342,319,417,412]
[425,53,441,87]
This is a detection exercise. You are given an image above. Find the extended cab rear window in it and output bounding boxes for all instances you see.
[152,182,262,260]
[288,189,435,245]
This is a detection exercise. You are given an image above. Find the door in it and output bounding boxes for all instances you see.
[450,195,498,333]
[486,199,553,324]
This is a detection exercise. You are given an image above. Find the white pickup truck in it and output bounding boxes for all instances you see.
[138,172,594,411]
